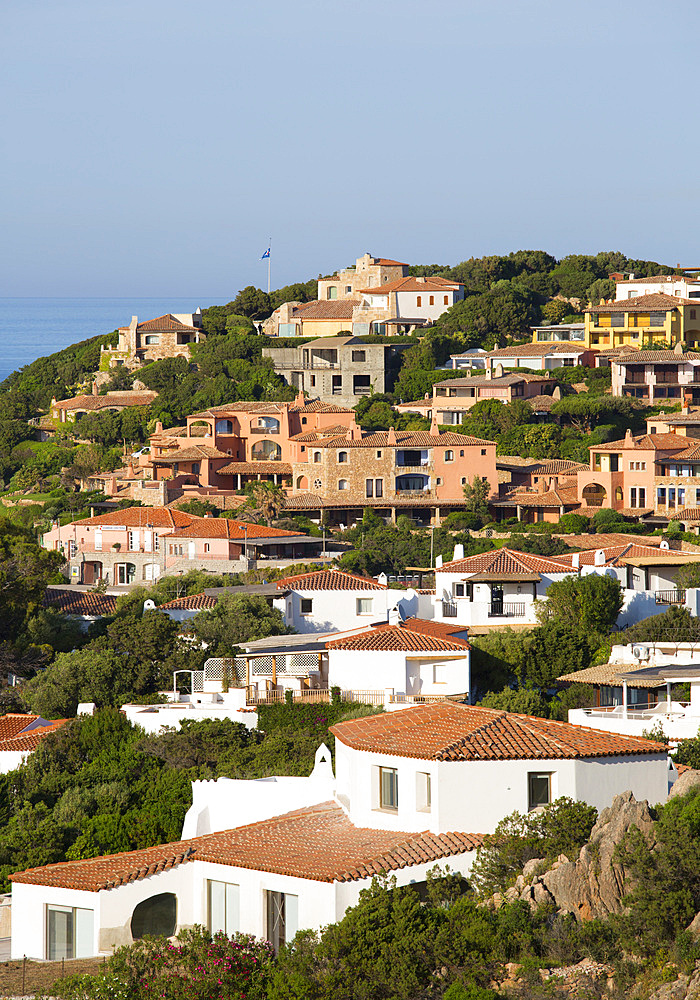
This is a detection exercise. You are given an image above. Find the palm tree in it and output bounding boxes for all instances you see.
[243,482,286,527]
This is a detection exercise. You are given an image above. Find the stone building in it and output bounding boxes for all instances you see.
[263,336,407,408]
[100,312,205,368]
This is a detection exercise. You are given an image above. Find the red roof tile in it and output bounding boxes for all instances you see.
[0,715,67,754]
[292,300,359,320]
[43,589,118,616]
[330,703,667,761]
[439,547,572,576]
[277,569,387,591]
[70,507,200,529]
[170,519,301,540]
[10,802,483,891]
[360,276,462,294]
[158,593,221,611]
[135,314,200,332]
[328,618,470,652]
[52,391,157,412]
[592,293,696,312]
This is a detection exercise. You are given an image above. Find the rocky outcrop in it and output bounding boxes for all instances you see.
[503,791,656,921]
[669,769,700,799]
[648,963,700,1000]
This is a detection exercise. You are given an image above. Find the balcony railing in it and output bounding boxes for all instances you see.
[488,602,526,618]
[655,589,687,605]
[250,427,280,434]
[395,489,434,498]
[442,601,458,617]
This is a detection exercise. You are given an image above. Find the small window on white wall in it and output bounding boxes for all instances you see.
[416,771,431,812]
[379,766,398,811]
[528,772,552,810]
[356,598,373,614]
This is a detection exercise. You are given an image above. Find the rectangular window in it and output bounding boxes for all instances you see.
[692,310,697,320]
[695,489,700,505]
[376,450,382,458]
[416,772,431,812]
[638,487,646,507]
[208,880,240,936]
[128,530,137,551]
[266,891,298,952]
[528,772,551,811]
[679,488,686,506]
[379,767,398,811]
[154,533,159,551]
[669,487,677,508]
[429,295,435,305]
[204,543,210,553]
[351,350,366,362]
[300,598,313,615]
[94,529,102,551]
[375,478,383,498]
[630,488,637,507]
[444,295,449,305]
[366,479,373,498]
[454,583,465,597]
[417,296,422,307]
[69,540,77,558]
[356,598,373,614]
[444,450,454,461]
[47,906,93,960]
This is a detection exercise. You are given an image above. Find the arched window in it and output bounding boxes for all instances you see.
[216,419,234,434]
[338,480,349,490]
[131,894,177,941]
[257,417,280,432]
[313,451,322,463]
[337,451,348,463]
[296,475,308,490]
[615,487,623,502]
[251,440,282,461]
[582,483,607,508]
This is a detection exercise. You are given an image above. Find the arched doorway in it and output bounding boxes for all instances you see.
[131,894,177,940]
[296,475,309,490]
[251,440,281,461]
[582,483,607,507]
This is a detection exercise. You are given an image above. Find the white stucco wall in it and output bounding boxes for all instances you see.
[281,587,417,634]
[335,743,669,837]
[327,649,470,698]
[12,882,101,960]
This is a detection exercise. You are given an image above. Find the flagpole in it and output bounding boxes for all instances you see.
[267,236,271,295]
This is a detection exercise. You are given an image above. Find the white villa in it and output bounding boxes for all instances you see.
[564,639,700,741]
[10,703,668,960]
[271,568,430,634]
[432,546,575,628]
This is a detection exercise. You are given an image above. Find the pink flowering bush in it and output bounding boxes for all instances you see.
[50,927,273,1000]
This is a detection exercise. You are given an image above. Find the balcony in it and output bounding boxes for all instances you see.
[250,427,280,434]
[488,602,526,618]
[394,489,434,498]
[655,589,687,605]
[395,464,431,472]
[442,601,458,617]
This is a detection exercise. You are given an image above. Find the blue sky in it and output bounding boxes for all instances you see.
[2,0,699,298]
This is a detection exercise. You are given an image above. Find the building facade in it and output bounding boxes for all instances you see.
[101,313,205,368]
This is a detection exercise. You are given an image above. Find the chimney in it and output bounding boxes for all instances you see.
[594,549,605,566]
[387,426,397,445]
[416,276,426,284]
[552,386,562,400]
[453,542,464,561]
[430,412,440,436]
[572,552,580,569]
[92,382,99,396]
[126,462,135,478]
[435,555,443,568]
[485,368,492,381]
[351,421,362,441]
[538,477,547,493]
[625,428,633,442]
[295,390,305,406]
[388,606,401,626]
[674,341,684,355]
[683,393,691,414]
[494,363,504,378]
[156,420,163,433]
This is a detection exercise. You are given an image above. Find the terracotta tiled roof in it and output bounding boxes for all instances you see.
[616,275,690,285]
[277,569,387,591]
[664,443,700,461]
[592,293,696,312]
[135,314,199,332]
[10,802,483,891]
[439,547,572,576]
[374,258,409,266]
[290,426,350,442]
[292,300,360,320]
[52,391,157,412]
[327,618,470,652]
[43,589,118,616]
[615,351,700,363]
[532,460,588,475]
[670,507,700,522]
[494,486,580,508]
[288,400,354,413]
[526,395,557,411]
[555,542,675,567]
[152,445,229,462]
[555,533,665,549]
[359,276,462,294]
[315,430,495,449]
[656,410,700,424]
[217,462,292,475]
[486,343,587,358]
[434,373,551,388]
[555,663,657,689]
[70,507,199,529]
[169,519,301,540]
[159,593,220,611]
[330,703,667,761]
[592,433,687,452]
[0,715,68,754]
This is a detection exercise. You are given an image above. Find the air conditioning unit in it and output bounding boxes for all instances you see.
[632,644,650,661]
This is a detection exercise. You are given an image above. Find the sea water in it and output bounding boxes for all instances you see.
[0,297,219,385]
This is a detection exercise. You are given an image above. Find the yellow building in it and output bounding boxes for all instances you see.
[584,293,700,350]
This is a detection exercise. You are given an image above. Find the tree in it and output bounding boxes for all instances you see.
[550,394,637,434]
[230,285,272,319]
[621,605,700,644]
[241,481,287,527]
[0,520,64,641]
[676,563,700,591]
[462,476,490,518]
[540,300,573,325]
[189,594,288,655]
[536,573,623,636]
[586,278,616,306]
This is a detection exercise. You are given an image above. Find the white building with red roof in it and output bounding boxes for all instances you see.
[272,568,428,634]
[0,715,68,774]
[9,704,669,960]
[433,545,575,629]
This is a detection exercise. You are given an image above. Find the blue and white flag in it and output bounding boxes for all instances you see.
[261,247,270,259]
